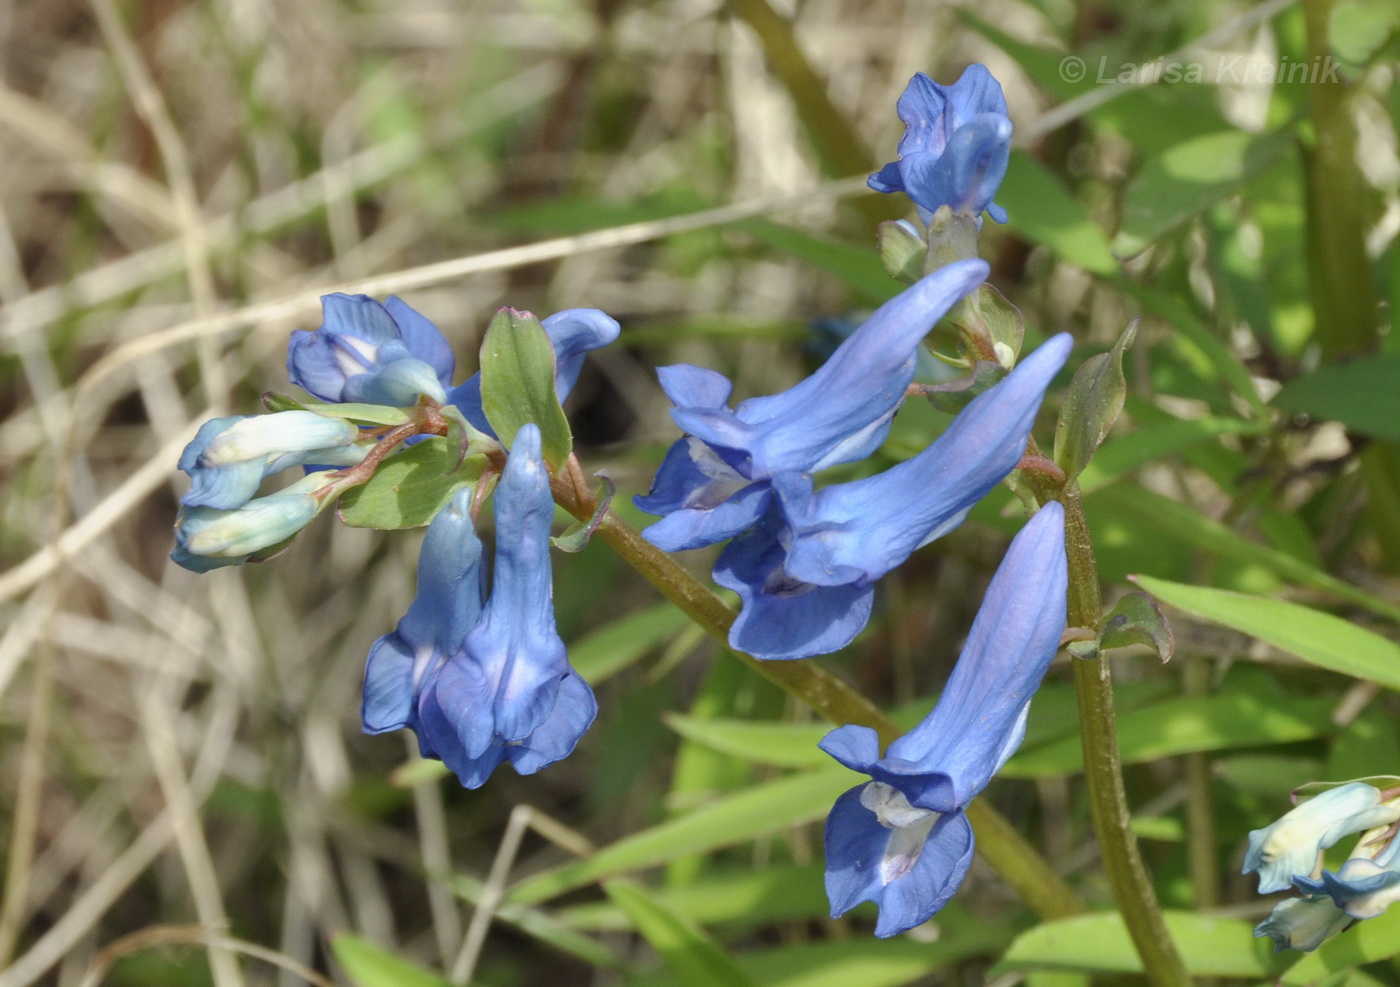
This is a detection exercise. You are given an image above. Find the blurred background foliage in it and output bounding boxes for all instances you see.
[1,0,1398,984]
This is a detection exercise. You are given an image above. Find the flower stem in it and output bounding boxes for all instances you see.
[1061,484,1190,985]
[551,471,1084,921]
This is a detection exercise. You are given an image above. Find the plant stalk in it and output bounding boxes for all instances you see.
[1061,484,1191,986]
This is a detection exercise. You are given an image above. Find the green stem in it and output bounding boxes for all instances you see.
[1061,485,1191,986]
[553,469,1084,921]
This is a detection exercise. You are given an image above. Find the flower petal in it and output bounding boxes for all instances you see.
[777,334,1071,589]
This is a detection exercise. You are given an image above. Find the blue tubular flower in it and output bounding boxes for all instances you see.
[820,502,1067,936]
[636,260,989,552]
[1243,783,1400,894]
[1254,895,1352,953]
[869,65,1013,223]
[178,412,365,509]
[288,294,454,406]
[447,308,621,434]
[774,333,1072,590]
[1295,827,1400,920]
[414,424,597,788]
[361,487,485,737]
[172,471,335,572]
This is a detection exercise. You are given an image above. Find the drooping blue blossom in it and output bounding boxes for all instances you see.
[447,308,621,435]
[869,65,1013,224]
[820,502,1066,936]
[178,411,366,510]
[717,333,1070,660]
[1253,895,1353,953]
[1243,783,1400,894]
[288,293,455,406]
[172,471,337,572]
[636,259,989,553]
[361,485,485,738]
[1295,826,1400,920]
[377,424,595,789]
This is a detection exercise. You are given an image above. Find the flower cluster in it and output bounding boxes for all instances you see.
[175,293,618,789]
[635,270,1069,660]
[822,502,1067,936]
[362,427,596,787]
[1246,781,1400,951]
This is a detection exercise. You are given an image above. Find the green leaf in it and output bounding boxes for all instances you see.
[330,932,451,987]
[478,307,573,467]
[507,769,856,906]
[560,864,827,931]
[1053,322,1135,479]
[1004,668,1333,777]
[1273,354,1400,442]
[337,438,482,529]
[664,716,833,770]
[552,474,615,552]
[1097,590,1174,662]
[1090,484,1400,624]
[1134,576,1400,691]
[736,219,899,305]
[568,604,692,685]
[1077,415,1265,495]
[1280,905,1400,983]
[629,922,1013,987]
[603,878,758,987]
[1115,130,1293,254]
[993,911,1289,977]
[1330,0,1400,69]
[999,152,1118,275]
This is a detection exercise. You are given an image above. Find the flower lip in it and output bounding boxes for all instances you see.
[288,293,454,406]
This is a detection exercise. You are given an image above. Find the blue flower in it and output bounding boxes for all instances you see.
[636,259,989,553]
[869,65,1013,224]
[288,294,455,406]
[178,411,365,510]
[1253,895,1352,953]
[361,485,485,738]
[1295,827,1400,920]
[717,333,1070,660]
[172,471,336,572]
[447,308,621,435]
[408,422,596,784]
[821,502,1066,936]
[1243,783,1400,894]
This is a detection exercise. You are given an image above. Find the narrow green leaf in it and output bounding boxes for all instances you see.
[330,932,451,987]
[1273,354,1400,442]
[261,391,411,426]
[337,439,482,529]
[1115,130,1293,254]
[628,921,1013,987]
[737,219,898,305]
[999,152,1118,275]
[1077,415,1264,495]
[478,307,573,467]
[664,716,832,770]
[507,769,855,906]
[1004,669,1333,777]
[993,911,1289,977]
[604,878,758,987]
[1053,322,1135,479]
[1090,484,1400,624]
[560,864,826,931]
[1134,576,1400,691]
[568,604,692,685]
